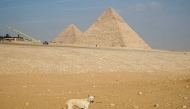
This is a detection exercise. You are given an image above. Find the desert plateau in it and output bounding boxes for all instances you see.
[0,42,190,109]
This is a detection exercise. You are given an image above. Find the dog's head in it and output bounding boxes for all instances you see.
[88,95,94,103]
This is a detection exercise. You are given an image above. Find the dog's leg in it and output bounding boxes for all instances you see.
[64,104,72,109]
[67,106,72,109]
[84,106,88,109]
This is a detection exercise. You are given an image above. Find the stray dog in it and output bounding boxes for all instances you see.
[64,95,95,109]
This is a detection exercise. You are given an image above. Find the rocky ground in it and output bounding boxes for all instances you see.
[0,42,190,109]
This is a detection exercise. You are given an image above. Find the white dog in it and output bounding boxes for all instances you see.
[64,95,95,109]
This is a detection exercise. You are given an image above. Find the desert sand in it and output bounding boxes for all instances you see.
[0,42,190,109]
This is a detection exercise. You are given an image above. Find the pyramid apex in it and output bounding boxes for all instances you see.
[108,7,114,10]
[69,24,75,27]
[106,7,115,12]
[97,7,124,22]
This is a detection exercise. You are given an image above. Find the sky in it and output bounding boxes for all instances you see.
[0,0,190,50]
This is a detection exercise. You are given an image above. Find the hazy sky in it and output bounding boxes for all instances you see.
[0,0,190,50]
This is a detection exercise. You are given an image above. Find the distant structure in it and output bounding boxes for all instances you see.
[6,26,39,42]
[76,7,151,49]
[0,34,24,42]
[53,24,82,44]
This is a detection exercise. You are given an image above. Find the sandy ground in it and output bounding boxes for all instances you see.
[0,42,190,109]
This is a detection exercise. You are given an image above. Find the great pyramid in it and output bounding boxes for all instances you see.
[53,24,82,44]
[76,7,151,49]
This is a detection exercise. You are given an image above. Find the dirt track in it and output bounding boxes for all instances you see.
[0,42,190,109]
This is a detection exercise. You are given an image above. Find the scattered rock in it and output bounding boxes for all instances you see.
[154,103,159,107]
[96,101,102,103]
[184,97,187,100]
[138,92,142,95]
[110,103,115,106]
[133,105,138,109]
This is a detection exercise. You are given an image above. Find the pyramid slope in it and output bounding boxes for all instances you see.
[53,24,82,44]
[76,7,151,49]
